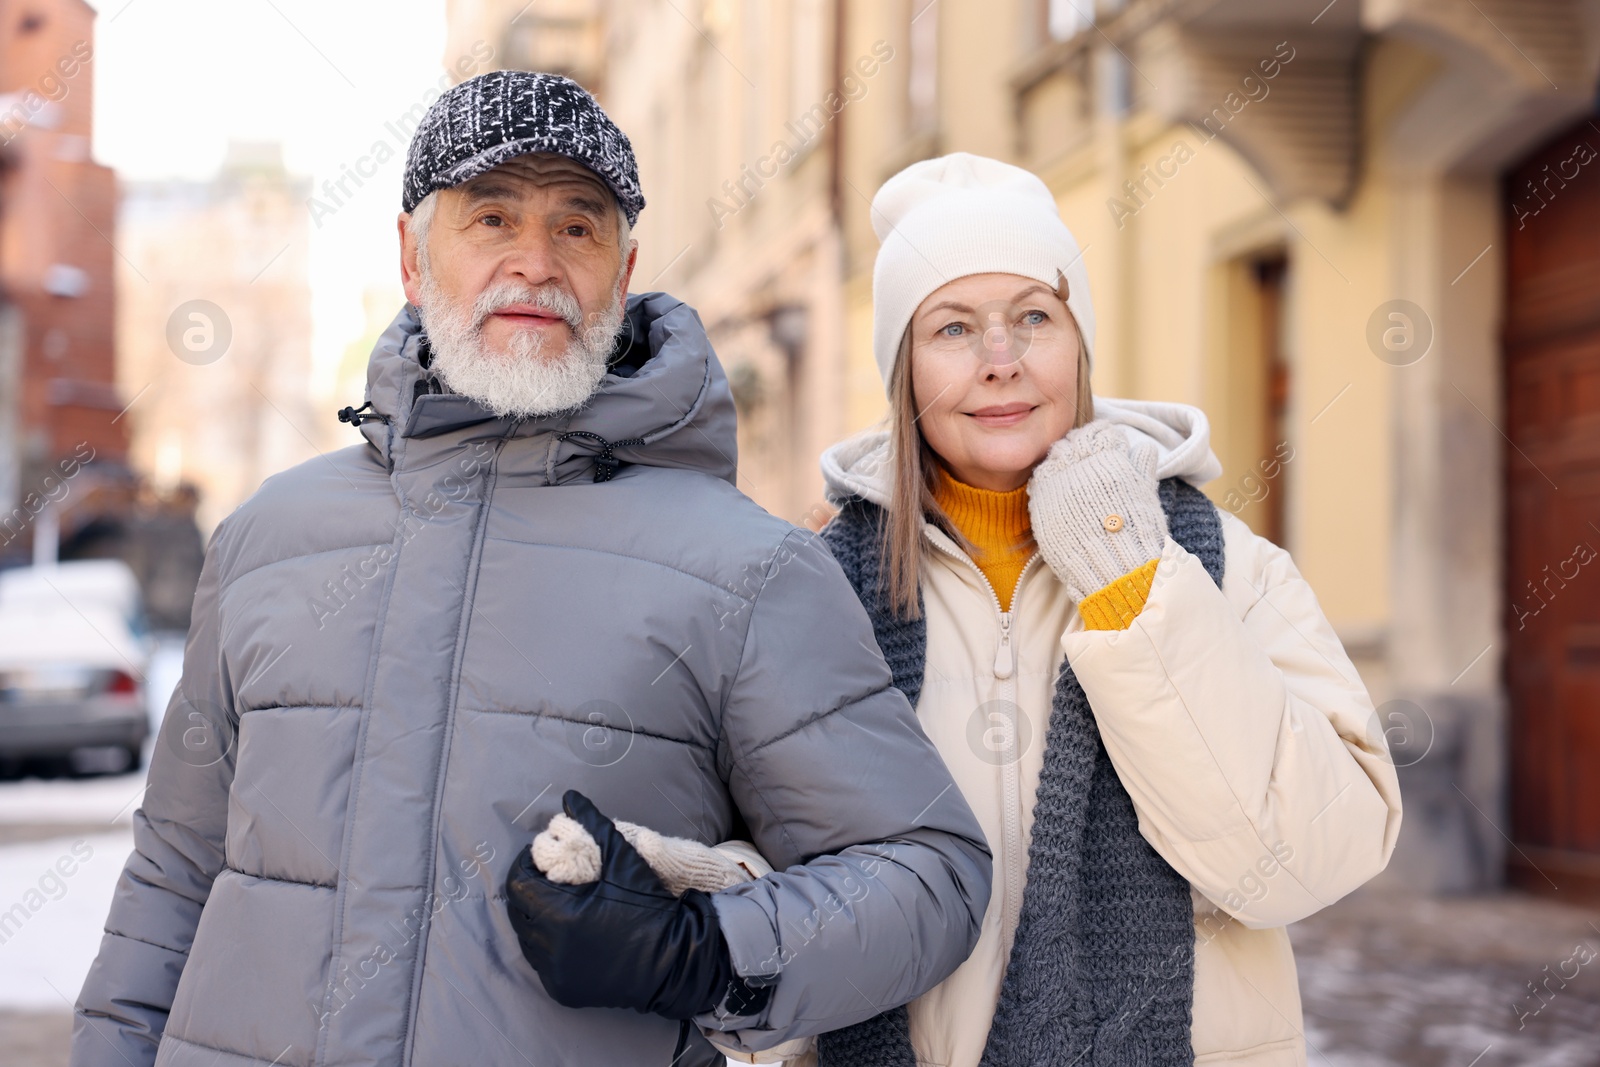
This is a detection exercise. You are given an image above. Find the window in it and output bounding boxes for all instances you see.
[1046,0,1093,41]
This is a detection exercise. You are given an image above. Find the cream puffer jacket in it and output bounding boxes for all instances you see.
[818,397,1403,1067]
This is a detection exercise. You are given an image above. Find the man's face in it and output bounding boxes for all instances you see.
[398,153,639,417]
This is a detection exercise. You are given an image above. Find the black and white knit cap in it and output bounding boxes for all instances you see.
[401,70,645,225]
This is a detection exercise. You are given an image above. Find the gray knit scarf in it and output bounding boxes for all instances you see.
[815,477,1223,1067]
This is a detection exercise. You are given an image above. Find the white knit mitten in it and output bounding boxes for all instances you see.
[1026,420,1168,602]
[529,812,605,884]
[531,813,755,895]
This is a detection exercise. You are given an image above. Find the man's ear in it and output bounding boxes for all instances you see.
[399,211,423,306]
[620,242,638,295]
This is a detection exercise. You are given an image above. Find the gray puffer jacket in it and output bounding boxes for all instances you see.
[71,293,990,1067]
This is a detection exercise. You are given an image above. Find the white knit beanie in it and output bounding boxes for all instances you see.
[871,152,1095,393]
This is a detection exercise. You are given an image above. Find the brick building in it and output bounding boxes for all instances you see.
[0,0,125,560]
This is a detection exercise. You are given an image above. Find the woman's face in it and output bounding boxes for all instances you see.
[909,272,1081,492]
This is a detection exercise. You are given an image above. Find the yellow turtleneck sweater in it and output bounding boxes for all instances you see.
[933,466,1158,629]
[932,468,1035,612]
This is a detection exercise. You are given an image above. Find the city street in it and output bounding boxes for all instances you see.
[2,635,1595,1067]
[2,0,1597,1063]
[1296,889,1600,1066]
[2,746,1596,1066]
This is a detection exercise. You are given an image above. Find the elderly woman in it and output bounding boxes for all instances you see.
[810,153,1402,1067]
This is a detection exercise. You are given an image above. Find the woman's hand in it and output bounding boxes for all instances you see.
[1027,421,1168,604]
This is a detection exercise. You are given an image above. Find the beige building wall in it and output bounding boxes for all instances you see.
[116,142,317,535]
[596,0,858,525]
[448,0,1600,891]
[829,7,1403,638]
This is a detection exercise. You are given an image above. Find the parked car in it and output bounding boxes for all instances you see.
[0,559,152,772]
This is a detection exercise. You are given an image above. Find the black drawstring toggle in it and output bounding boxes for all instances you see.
[337,401,388,426]
[557,430,646,483]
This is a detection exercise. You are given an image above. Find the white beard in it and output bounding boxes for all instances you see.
[416,263,626,419]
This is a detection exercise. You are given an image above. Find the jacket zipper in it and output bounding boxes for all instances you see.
[994,613,1014,678]
[398,433,511,1067]
[924,528,1041,954]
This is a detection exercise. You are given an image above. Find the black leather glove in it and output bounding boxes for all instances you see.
[505,789,772,1021]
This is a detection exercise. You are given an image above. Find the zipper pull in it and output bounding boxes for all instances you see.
[993,613,1014,678]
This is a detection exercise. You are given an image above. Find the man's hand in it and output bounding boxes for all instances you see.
[504,790,771,1020]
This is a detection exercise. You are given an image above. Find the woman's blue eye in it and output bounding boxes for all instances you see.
[1022,310,1047,325]
[941,322,965,337]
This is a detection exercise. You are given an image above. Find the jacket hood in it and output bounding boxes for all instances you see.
[821,396,1224,508]
[357,291,738,485]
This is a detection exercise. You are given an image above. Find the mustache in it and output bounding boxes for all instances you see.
[471,282,584,333]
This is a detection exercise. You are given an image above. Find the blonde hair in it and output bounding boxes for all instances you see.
[880,297,1094,619]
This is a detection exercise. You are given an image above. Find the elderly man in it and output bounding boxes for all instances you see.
[71,71,989,1067]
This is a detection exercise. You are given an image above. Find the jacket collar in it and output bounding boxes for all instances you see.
[355,292,738,487]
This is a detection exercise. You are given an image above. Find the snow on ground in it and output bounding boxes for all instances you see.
[1292,890,1600,1067]
[0,829,133,1009]
[0,774,147,827]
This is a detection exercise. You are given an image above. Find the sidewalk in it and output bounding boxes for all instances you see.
[0,1012,70,1066]
[1292,888,1600,1066]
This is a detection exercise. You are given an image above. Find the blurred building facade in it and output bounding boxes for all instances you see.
[116,140,317,535]
[0,0,125,558]
[446,0,607,89]
[450,0,1600,897]
[0,0,210,631]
